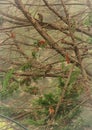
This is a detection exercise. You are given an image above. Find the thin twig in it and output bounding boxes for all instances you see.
[54,63,75,118]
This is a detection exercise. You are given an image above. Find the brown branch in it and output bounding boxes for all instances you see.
[43,0,67,24]
[0,10,28,23]
[13,42,29,60]
[1,10,92,38]
[2,17,28,26]
[14,0,79,66]
[76,28,92,37]
[14,72,68,78]
[54,63,75,118]
[61,0,87,79]
[0,2,88,6]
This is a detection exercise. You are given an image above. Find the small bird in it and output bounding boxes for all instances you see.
[37,13,43,22]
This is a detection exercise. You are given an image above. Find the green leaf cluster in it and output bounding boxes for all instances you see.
[0,69,19,99]
[2,69,14,89]
[38,93,57,107]
[21,62,32,71]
